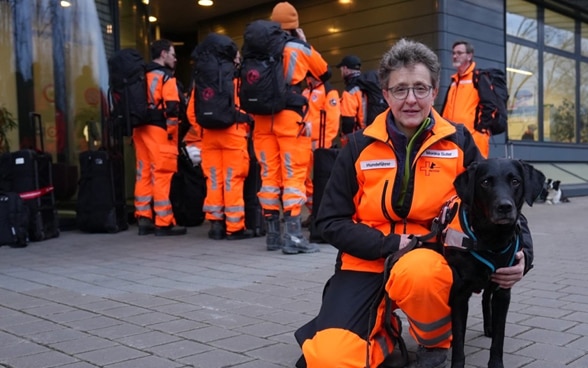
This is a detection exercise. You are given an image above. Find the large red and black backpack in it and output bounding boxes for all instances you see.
[107,49,148,136]
[239,20,290,115]
[192,33,242,129]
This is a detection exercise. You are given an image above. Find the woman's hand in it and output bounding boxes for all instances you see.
[491,251,525,289]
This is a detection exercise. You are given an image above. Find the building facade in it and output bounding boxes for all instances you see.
[1,0,586,206]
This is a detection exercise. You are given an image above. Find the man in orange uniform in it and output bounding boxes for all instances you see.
[301,75,340,226]
[337,55,364,140]
[133,39,186,236]
[442,40,491,158]
[252,2,331,254]
[187,34,254,241]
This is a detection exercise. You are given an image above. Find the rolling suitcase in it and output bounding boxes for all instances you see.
[76,115,128,233]
[9,113,60,241]
[0,191,29,247]
[309,111,340,243]
[243,136,265,237]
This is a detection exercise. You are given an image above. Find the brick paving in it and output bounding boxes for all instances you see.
[1,197,587,367]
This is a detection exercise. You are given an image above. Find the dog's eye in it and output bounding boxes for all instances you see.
[511,178,521,186]
[481,179,491,188]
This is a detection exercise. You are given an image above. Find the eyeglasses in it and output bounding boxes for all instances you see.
[452,51,467,56]
[387,85,433,100]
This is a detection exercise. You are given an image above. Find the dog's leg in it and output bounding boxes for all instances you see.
[450,295,470,368]
[488,288,510,368]
[482,288,492,337]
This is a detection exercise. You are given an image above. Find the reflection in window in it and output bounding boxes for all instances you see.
[507,43,538,141]
[581,63,588,143]
[506,0,537,42]
[543,52,575,143]
[544,10,574,53]
[582,24,588,57]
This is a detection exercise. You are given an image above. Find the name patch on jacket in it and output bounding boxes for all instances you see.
[422,149,458,158]
[360,159,396,170]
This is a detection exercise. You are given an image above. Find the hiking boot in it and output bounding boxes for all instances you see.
[137,216,155,235]
[226,229,254,241]
[208,220,225,240]
[154,225,187,236]
[415,346,448,368]
[282,213,320,254]
[265,211,283,251]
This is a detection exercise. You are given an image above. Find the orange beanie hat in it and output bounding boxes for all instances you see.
[271,2,299,30]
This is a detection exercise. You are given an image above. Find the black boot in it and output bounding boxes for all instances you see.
[154,225,187,236]
[265,211,282,251]
[226,229,255,240]
[282,213,320,254]
[137,216,155,235]
[208,220,225,240]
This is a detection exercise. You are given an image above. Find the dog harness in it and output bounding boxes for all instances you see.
[444,204,520,273]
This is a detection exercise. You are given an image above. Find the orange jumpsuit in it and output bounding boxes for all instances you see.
[296,110,483,367]
[302,81,340,212]
[251,39,330,218]
[442,61,491,158]
[133,62,180,227]
[187,81,251,234]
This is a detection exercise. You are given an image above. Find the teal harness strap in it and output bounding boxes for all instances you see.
[458,205,520,273]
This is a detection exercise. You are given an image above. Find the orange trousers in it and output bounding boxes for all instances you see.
[253,110,312,217]
[133,124,178,227]
[296,249,453,368]
[200,126,250,233]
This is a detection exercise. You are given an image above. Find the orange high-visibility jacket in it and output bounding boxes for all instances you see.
[144,62,179,131]
[441,61,490,157]
[316,109,532,273]
[302,81,340,149]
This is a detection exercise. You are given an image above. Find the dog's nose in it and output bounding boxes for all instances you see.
[496,201,514,214]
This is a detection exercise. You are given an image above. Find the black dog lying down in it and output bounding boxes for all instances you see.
[443,158,545,368]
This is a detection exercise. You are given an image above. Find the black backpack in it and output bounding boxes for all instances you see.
[193,34,240,129]
[472,68,509,135]
[239,20,290,115]
[355,70,388,126]
[108,49,148,136]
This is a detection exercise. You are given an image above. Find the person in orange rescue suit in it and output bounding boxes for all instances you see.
[301,74,340,227]
[133,39,187,236]
[252,2,332,254]
[441,40,491,158]
[337,54,364,145]
[187,34,254,241]
[294,39,534,368]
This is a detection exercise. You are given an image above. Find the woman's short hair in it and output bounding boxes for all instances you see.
[378,39,440,89]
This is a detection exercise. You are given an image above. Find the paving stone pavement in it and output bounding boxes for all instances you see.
[1,197,587,368]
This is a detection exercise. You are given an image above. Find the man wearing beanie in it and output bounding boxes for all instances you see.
[247,1,331,255]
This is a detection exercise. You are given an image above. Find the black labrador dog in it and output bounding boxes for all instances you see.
[444,158,545,368]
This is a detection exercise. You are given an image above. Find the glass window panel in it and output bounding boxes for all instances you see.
[506,0,537,42]
[543,52,576,143]
[582,23,588,57]
[0,1,18,152]
[544,9,574,53]
[581,63,588,143]
[507,42,539,141]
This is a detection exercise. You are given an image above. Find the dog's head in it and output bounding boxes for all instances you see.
[552,180,561,191]
[454,159,546,228]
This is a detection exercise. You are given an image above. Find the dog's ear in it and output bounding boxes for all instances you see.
[520,160,546,206]
[454,161,478,206]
